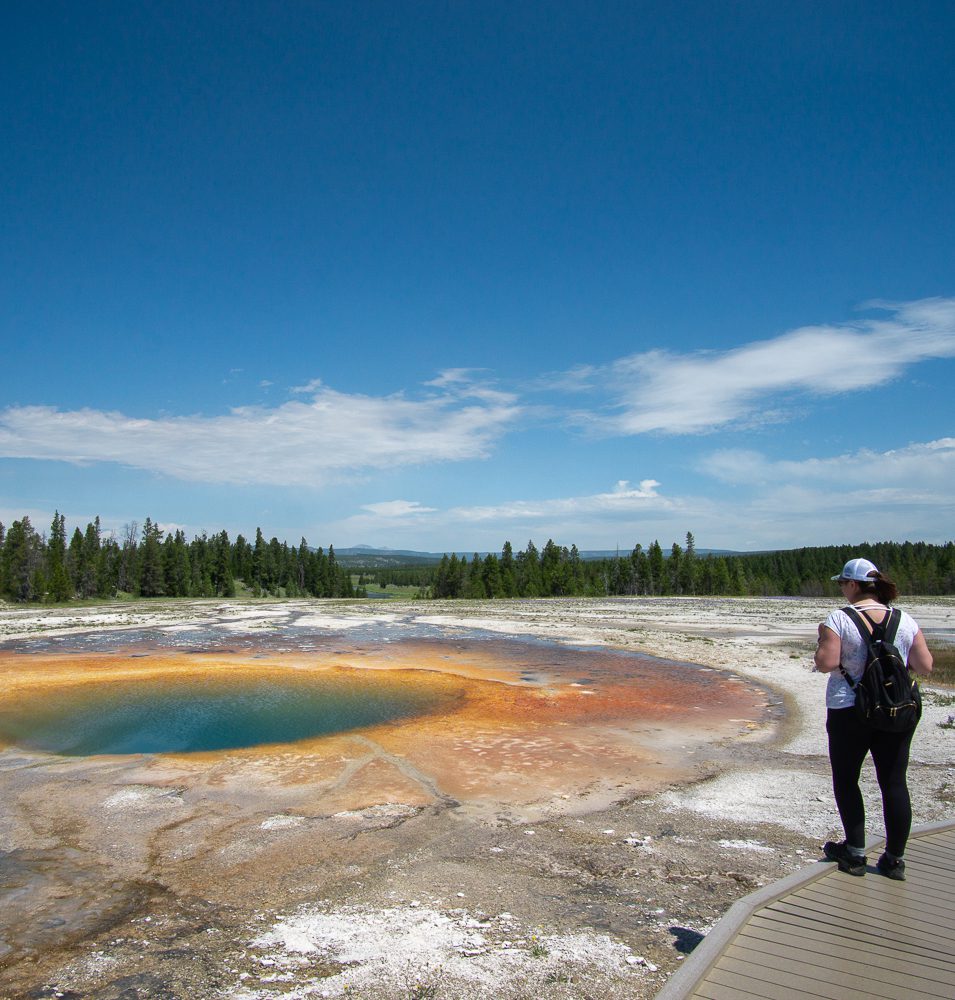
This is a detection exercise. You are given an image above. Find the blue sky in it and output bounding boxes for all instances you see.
[2,1,954,553]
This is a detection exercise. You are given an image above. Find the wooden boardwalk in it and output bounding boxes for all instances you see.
[655,819,955,1000]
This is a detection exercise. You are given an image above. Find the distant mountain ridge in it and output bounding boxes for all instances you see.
[334,544,742,566]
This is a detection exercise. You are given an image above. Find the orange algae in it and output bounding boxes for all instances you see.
[0,641,770,809]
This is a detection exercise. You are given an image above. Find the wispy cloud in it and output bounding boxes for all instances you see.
[290,377,324,395]
[691,437,955,546]
[361,500,437,517]
[339,437,955,551]
[570,297,955,435]
[0,383,522,488]
[700,437,955,493]
[340,481,673,543]
[447,480,666,522]
[424,369,517,406]
[424,368,487,389]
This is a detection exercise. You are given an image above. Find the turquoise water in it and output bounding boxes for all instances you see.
[1,673,452,756]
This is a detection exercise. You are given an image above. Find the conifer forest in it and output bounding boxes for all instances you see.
[1,513,953,604]
[0,514,355,602]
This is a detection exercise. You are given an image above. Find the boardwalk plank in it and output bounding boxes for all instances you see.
[792,881,955,932]
[893,839,955,858]
[738,919,955,987]
[707,962,872,1000]
[728,933,955,993]
[905,853,955,875]
[719,946,945,1000]
[752,905,953,963]
[909,834,955,853]
[694,982,783,1000]
[809,877,955,915]
[798,877,955,921]
[788,895,953,948]
[655,821,955,1000]
[748,908,955,966]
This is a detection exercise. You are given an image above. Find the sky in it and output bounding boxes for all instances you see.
[2,1,954,554]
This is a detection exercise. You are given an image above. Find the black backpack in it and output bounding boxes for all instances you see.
[839,606,921,732]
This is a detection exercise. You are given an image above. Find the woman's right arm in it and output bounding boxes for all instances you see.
[814,622,842,673]
[907,630,933,676]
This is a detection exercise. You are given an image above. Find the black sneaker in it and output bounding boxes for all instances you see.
[823,840,867,876]
[877,853,906,881]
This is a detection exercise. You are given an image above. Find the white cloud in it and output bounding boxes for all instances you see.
[332,438,955,552]
[573,297,955,435]
[290,377,324,394]
[361,500,437,517]
[535,364,598,393]
[332,481,676,548]
[424,368,486,388]
[690,438,955,547]
[448,480,666,523]
[700,437,955,491]
[424,369,517,406]
[0,384,522,488]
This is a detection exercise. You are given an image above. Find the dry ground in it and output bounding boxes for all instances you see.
[0,596,953,1000]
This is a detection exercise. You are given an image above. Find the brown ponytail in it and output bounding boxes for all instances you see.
[860,570,899,605]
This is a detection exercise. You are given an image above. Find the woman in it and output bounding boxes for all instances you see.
[813,557,933,880]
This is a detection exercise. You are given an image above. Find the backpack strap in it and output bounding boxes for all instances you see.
[842,605,900,643]
[838,606,903,689]
[883,607,901,644]
[842,604,876,641]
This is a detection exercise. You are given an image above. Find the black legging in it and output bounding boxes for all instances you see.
[826,707,916,857]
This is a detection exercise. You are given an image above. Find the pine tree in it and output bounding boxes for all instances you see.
[464,553,487,598]
[118,521,139,594]
[517,540,542,597]
[482,553,503,598]
[500,541,517,597]
[252,528,270,594]
[647,540,664,595]
[668,542,683,595]
[96,530,119,598]
[67,527,85,597]
[212,531,233,596]
[630,543,648,595]
[139,518,165,597]
[47,511,72,602]
[680,532,697,594]
[232,534,253,585]
[2,517,44,601]
[81,518,102,598]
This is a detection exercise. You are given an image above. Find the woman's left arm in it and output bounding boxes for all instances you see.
[814,623,842,673]
[907,630,933,676]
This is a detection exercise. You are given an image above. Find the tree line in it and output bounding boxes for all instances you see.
[370,535,955,599]
[0,513,357,602]
[2,513,952,605]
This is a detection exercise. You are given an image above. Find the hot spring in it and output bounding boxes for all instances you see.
[0,668,460,756]
[0,615,774,767]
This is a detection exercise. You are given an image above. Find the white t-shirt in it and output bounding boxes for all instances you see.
[824,602,920,709]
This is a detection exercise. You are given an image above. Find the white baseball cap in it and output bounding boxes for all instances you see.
[831,557,878,582]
